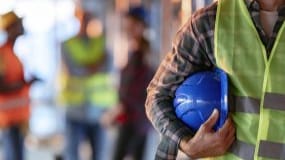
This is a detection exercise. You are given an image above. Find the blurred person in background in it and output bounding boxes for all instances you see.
[0,11,36,160]
[59,5,117,160]
[101,6,154,160]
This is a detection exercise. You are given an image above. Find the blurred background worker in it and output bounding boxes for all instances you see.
[59,5,117,160]
[101,5,154,160]
[0,11,33,160]
[0,0,215,159]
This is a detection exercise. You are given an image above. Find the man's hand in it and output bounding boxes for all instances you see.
[100,103,124,128]
[179,109,235,159]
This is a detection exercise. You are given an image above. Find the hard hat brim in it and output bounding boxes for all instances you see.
[215,68,228,130]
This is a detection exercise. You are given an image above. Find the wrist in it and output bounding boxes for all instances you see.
[179,135,191,151]
[179,135,199,159]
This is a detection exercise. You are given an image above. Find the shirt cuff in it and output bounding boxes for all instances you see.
[175,126,194,150]
[156,127,193,160]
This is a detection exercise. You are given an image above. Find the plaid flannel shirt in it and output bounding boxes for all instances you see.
[145,0,285,159]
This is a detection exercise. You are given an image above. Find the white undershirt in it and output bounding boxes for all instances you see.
[260,10,278,37]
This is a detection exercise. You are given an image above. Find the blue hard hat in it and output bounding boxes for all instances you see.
[173,68,228,131]
[126,6,149,26]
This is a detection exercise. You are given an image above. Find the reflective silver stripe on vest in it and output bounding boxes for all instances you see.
[230,96,260,113]
[0,98,29,110]
[264,93,285,111]
[229,140,255,160]
[258,141,285,159]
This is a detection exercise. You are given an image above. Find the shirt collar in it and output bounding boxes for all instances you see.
[245,0,255,7]
[245,0,285,14]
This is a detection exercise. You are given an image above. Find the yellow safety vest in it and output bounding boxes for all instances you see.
[213,0,285,159]
[60,73,117,108]
[60,36,117,108]
[64,36,104,66]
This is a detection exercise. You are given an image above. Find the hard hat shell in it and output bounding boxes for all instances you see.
[173,68,228,132]
[0,11,21,30]
[126,6,149,26]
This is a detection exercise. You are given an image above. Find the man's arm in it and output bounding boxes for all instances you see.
[0,75,41,92]
[145,13,212,159]
[0,80,25,92]
[145,3,235,159]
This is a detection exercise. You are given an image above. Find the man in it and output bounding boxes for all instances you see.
[59,6,117,160]
[146,0,285,159]
[0,11,32,160]
[101,6,154,160]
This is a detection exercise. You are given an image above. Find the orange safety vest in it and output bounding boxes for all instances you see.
[0,42,30,127]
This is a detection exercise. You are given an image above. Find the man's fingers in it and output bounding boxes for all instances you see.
[224,130,236,151]
[218,118,234,136]
[225,125,235,141]
[220,121,236,148]
[202,109,219,130]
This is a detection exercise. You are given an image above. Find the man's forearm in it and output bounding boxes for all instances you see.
[146,96,193,139]
[145,91,194,159]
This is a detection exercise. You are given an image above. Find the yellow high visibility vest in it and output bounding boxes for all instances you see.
[60,36,117,108]
[60,73,117,108]
[64,36,104,66]
[213,0,285,159]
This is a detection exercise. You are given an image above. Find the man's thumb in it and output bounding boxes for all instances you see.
[202,109,219,130]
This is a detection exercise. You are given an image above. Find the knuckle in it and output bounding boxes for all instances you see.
[218,132,225,138]
[200,124,208,130]
[218,132,226,139]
